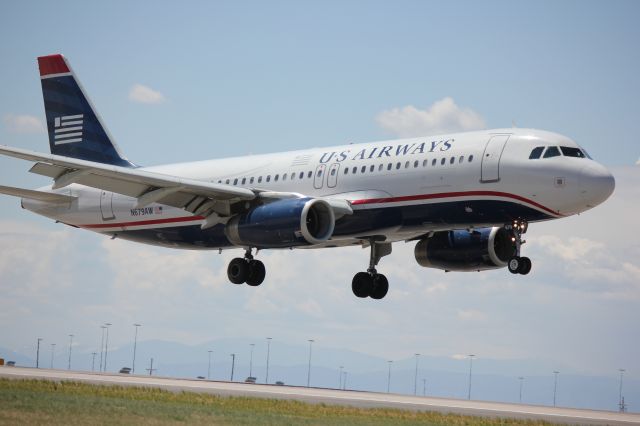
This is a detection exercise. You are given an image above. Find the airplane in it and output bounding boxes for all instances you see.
[0,54,615,300]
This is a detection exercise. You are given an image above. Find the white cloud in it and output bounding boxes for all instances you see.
[376,97,486,137]
[2,114,46,133]
[128,84,165,104]
[636,157,639,165]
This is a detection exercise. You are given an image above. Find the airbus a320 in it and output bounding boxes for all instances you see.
[0,54,615,299]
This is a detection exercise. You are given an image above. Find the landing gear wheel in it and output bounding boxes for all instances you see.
[246,260,266,286]
[370,274,389,300]
[519,257,532,275]
[508,256,521,274]
[352,272,373,298]
[228,258,249,284]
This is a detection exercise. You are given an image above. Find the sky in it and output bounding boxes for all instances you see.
[0,0,639,396]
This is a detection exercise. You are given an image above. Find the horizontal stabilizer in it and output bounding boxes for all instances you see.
[0,185,76,203]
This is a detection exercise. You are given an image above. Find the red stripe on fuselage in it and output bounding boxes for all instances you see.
[81,215,205,229]
[351,190,561,217]
[77,190,560,231]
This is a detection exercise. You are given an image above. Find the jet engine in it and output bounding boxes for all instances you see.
[414,227,516,271]
[225,198,335,248]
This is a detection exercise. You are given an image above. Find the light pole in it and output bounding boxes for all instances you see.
[50,343,56,369]
[99,325,106,372]
[36,338,42,368]
[230,354,236,381]
[413,353,420,395]
[618,369,625,412]
[265,338,272,384]
[207,350,213,380]
[423,378,427,396]
[518,377,524,403]
[343,371,348,390]
[467,354,475,400]
[67,334,74,370]
[103,323,112,372]
[339,366,344,389]
[307,339,314,387]
[249,343,255,378]
[91,352,97,372]
[387,361,392,393]
[132,324,141,374]
[553,371,560,407]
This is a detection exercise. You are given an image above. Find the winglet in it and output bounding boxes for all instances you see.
[37,54,70,77]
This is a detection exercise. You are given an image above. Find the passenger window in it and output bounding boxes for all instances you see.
[468,155,474,162]
[423,159,428,167]
[250,177,254,184]
[378,164,383,171]
[274,174,279,182]
[440,158,446,165]
[459,156,464,164]
[529,146,544,159]
[387,163,392,171]
[344,167,349,175]
[241,178,246,185]
[352,166,357,174]
[258,176,262,183]
[233,179,238,185]
[225,179,230,184]
[405,161,410,169]
[307,171,312,178]
[432,159,437,166]
[396,162,401,170]
[317,170,322,177]
[543,146,561,158]
[218,180,222,184]
[449,157,455,164]
[370,165,375,172]
[361,166,366,173]
[266,175,271,182]
[331,168,336,176]
[299,172,304,179]
[283,174,287,181]
[291,173,295,180]
[560,146,586,158]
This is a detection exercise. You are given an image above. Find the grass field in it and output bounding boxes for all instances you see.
[0,378,558,425]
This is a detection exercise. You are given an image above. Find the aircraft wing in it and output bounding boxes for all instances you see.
[0,145,255,219]
[0,145,353,225]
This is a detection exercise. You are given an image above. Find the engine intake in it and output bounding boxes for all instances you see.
[225,198,335,248]
[414,227,516,272]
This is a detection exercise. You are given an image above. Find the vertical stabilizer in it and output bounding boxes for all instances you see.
[38,54,135,167]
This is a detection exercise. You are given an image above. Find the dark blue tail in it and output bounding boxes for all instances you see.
[38,54,135,167]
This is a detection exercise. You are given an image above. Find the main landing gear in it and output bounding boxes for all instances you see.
[352,242,392,300]
[506,219,532,275]
[227,249,266,286]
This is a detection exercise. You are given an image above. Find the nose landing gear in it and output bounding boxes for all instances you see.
[227,249,266,286]
[352,241,391,299]
[506,219,532,275]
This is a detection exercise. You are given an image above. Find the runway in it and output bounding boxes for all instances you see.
[1,366,638,425]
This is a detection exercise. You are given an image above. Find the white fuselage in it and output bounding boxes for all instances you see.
[24,128,614,250]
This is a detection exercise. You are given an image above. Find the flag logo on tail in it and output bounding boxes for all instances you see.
[53,114,83,145]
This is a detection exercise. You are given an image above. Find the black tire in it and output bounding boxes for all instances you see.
[519,257,532,275]
[352,272,373,298]
[246,260,266,286]
[228,258,249,284]
[508,256,521,274]
[370,274,389,300]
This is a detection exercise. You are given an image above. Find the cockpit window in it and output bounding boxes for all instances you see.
[543,146,561,158]
[529,146,544,159]
[560,146,586,158]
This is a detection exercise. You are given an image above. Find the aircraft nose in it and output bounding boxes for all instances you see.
[579,163,615,207]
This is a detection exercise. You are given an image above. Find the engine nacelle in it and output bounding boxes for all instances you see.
[414,227,516,272]
[225,198,335,248]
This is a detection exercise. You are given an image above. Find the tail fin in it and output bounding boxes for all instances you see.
[37,54,135,167]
